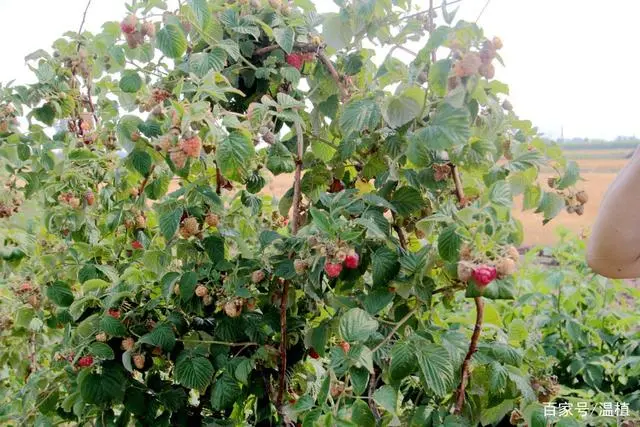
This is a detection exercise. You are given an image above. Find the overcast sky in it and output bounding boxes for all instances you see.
[0,0,636,140]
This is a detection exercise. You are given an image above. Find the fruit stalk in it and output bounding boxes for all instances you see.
[454,296,485,414]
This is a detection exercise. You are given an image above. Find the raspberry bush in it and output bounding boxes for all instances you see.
[0,0,607,425]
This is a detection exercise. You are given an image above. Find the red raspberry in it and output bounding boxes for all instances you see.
[329,178,344,193]
[339,341,350,353]
[132,240,143,250]
[18,282,32,293]
[78,355,94,367]
[180,136,202,158]
[472,265,497,286]
[344,251,359,269]
[286,54,304,70]
[85,191,95,206]
[120,15,138,34]
[309,348,320,359]
[324,262,343,278]
[141,22,156,38]
[108,308,121,319]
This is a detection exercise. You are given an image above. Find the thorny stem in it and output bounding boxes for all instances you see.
[368,369,381,420]
[391,212,407,250]
[178,338,258,347]
[454,297,485,414]
[277,122,305,416]
[317,53,348,101]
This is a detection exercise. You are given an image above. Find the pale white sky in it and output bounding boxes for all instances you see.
[0,0,636,140]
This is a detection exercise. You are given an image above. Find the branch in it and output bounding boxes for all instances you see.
[137,165,156,197]
[254,42,319,56]
[371,308,417,354]
[277,122,305,415]
[454,297,485,414]
[178,339,258,347]
[215,163,222,195]
[77,0,92,42]
[317,53,348,101]
[452,164,465,203]
[391,212,407,250]
[368,369,381,420]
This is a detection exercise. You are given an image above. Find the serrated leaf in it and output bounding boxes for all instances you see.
[390,340,418,381]
[372,246,399,287]
[119,71,142,93]
[189,48,226,78]
[266,142,295,175]
[535,191,565,223]
[157,24,187,58]
[391,186,424,216]
[157,204,183,240]
[273,26,295,54]
[175,352,214,390]
[408,104,470,162]
[179,272,198,302]
[210,372,241,409]
[382,93,422,128]
[556,160,579,189]
[373,385,397,415]
[340,97,381,136]
[79,366,126,404]
[139,323,176,351]
[188,0,210,28]
[438,224,460,262]
[523,185,541,210]
[340,308,378,343]
[217,131,255,182]
[46,281,74,307]
[489,181,512,207]
[350,367,370,395]
[89,342,115,360]
[128,150,152,176]
[100,316,127,337]
[416,343,454,396]
[310,207,333,235]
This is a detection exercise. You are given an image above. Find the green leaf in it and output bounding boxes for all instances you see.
[489,361,509,392]
[535,191,565,223]
[416,343,454,396]
[382,93,422,128]
[79,366,126,404]
[391,186,424,216]
[157,24,187,58]
[139,324,176,351]
[408,104,470,157]
[322,13,353,50]
[349,367,370,395]
[523,185,541,210]
[373,385,397,415]
[189,48,226,78]
[217,131,255,182]
[273,26,295,54]
[203,233,225,264]
[234,358,253,385]
[340,97,381,136]
[351,399,376,425]
[100,316,127,337]
[438,224,461,262]
[489,181,512,207]
[556,160,579,189]
[174,351,214,390]
[46,281,74,307]
[310,207,333,235]
[339,308,379,343]
[128,150,152,176]
[371,246,399,287]
[210,372,242,410]
[266,142,295,175]
[89,342,115,360]
[188,0,210,28]
[119,71,143,93]
[157,204,183,240]
[390,340,418,381]
[179,272,198,302]
[429,59,452,97]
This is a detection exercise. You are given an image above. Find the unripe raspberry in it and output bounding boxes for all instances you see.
[262,131,275,144]
[311,35,322,46]
[141,22,156,38]
[293,259,308,274]
[472,265,497,286]
[457,261,474,282]
[133,354,145,370]
[245,298,256,311]
[68,197,81,209]
[335,250,347,263]
[251,270,265,283]
[224,300,241,318]
[173,283,180,295]
[479,63,495,79]
[505,246,520,262]
[180,217,199,237]
[129,187,139,197]
[496,257,517,278]
[135,214,146,229]
[120,15,138,34]
[459,244,473,261]
[460,52,481,76]
[195,285,208,297]
[205,213,219,227]
[108,308,121,319]
[547,177,557,188]
[268,0,281,9]
[502,100,513,111]
[202,294,213,306]
[324,262,343,278]
[95,332,107,342]
[180,136,202,158]
[509,409,523,425]
[339,341,350,353]
[18,282,32,293]
[125,31,144,49]
[170,149,187,169]
[480,41,496,64]
[575,204,584,216]
[85,190,95,206]
[28,294,40,309]
[576,191,588,205]
[493,36,503,50]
